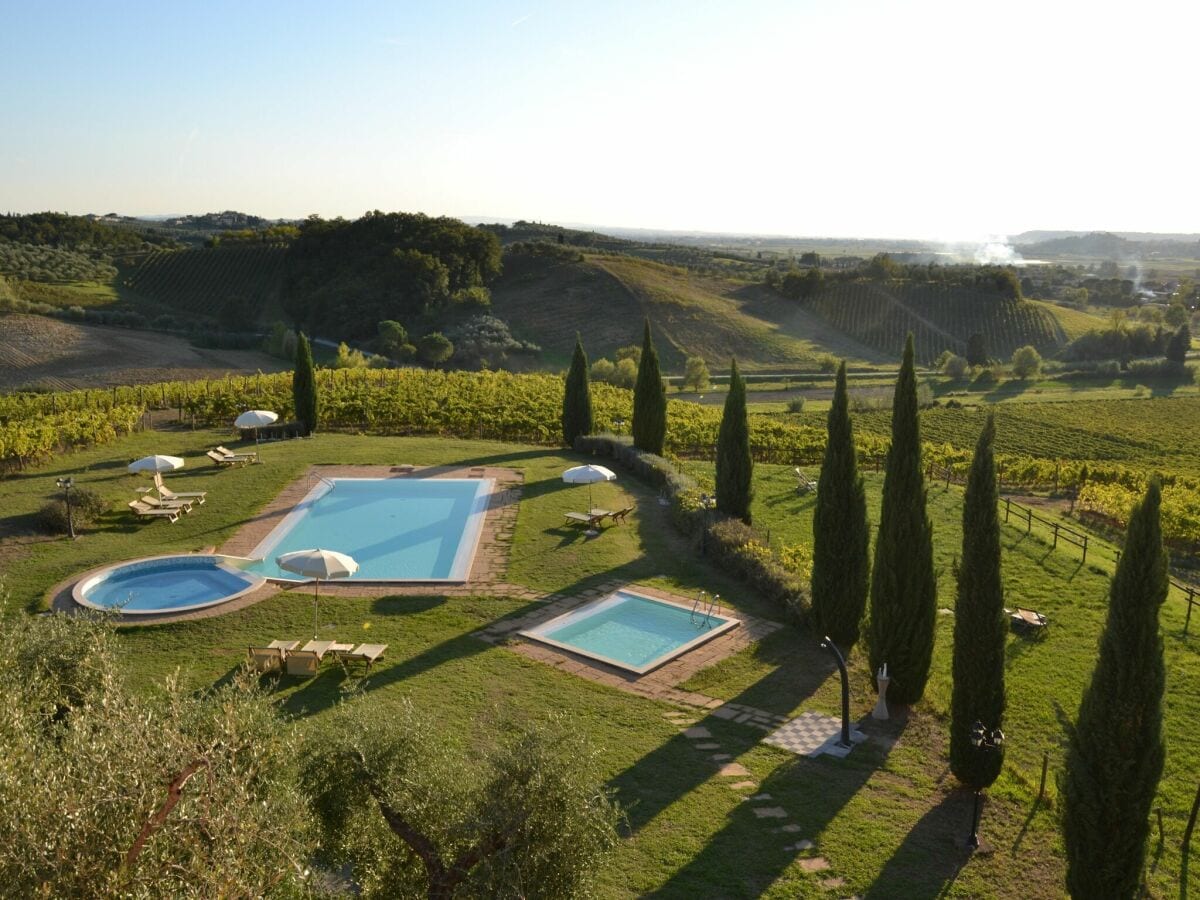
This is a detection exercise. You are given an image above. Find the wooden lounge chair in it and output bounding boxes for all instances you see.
[216,445,258,462]
[335,643,389,672]
[285,650,320,677]
[139,494,194,513]
[207,449,246,468]
[127,500,180,523]
[795,467,817,495]
[153,473,207,504]
[608,506,635,524]
[248,646,285,674]
[563,511,606,528]
[1010,607,1049,636]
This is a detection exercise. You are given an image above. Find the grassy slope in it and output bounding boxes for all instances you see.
[490,253,884,371]
[1029,299,1110,341]
[3,429,1198,896]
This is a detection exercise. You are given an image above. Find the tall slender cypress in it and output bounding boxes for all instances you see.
[293,332,318,435]
[867,334,936,704]
[1061,481,1167,899]
[811,360,869,647]
[949,415,1006,787]
[715,359,752,524]
[561,334,593,446]
[631,319,666,455]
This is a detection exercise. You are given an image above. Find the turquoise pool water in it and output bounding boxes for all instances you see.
[522,590,737,674]
[75,556,262,614]
[246,477,492,582]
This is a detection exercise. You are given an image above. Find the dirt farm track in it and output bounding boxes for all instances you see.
[0,314,286,391]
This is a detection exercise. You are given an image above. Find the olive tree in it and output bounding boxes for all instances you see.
[0,606,312,898]
[301,699,622,900]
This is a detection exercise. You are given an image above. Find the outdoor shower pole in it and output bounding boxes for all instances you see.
[820,635,852,748]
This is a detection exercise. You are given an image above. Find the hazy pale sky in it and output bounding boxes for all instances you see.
[2,0,1196,240]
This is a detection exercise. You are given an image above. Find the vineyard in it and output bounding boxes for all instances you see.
[6,367,1200,543]
[803,281,1063,363]
[122,244,288,321]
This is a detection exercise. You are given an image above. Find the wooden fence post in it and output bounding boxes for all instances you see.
[1052,523,1059,549]
[1004,498,1010,523]
[1185,590,1195,637]
[1082,535,1088,564]
[1038,750,1049,802]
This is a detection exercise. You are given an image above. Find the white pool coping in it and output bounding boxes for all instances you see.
[72,553,266,615]
[519,588,739,675]
[247,477,496,584]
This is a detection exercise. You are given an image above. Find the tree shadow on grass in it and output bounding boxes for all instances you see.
[654,721,902,898]
[863,790,974,899]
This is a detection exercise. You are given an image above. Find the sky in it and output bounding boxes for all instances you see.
[2,0,1198,241]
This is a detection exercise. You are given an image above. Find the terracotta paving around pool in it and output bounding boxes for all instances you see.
[49,464,523,624]
[477,580,787,716]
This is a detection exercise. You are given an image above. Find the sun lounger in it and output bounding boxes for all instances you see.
[206,449,249,468]
[608,506,635,524]
[139,494,194,513]
[248,646,285,674]
[153,473,207,504]
[127,500,180,523]
[216,445,258,462]
[795,467,817,495]
[564,511,607,528]
[335,643,389,672]
[285,650,320,677]
[1009,607,1049,636]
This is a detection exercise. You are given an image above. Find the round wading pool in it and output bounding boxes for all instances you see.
[73,555,264,614]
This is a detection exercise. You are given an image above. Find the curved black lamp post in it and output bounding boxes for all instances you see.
[699,493,716,555]
[56,476,75,539]
[612,417,626,437]
[967,721,1005,849]
[820,635,852,748]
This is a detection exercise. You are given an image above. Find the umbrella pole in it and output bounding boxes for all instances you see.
[313,578,320,640]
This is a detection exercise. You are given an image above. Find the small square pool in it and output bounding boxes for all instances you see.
[520,589,738,674]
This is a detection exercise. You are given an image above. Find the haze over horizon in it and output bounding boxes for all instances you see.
[2,0,1197,242]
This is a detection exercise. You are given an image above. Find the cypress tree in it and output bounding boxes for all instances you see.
[867,334,936,704]
[1061,480,1167,899]
[715,359,752,524]
[631,319,666,455]
[949,414,1006,787]
[561,334,593,446]
[811,361,869,647]
[293,332,318,435]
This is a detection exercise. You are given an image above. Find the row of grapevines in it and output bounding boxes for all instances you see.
[0,405,143,474]
[1078,481,1200,546]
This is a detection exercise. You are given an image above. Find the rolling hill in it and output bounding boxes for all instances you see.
[489,253,884,369]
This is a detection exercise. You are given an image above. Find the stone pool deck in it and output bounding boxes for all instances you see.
[49,464,523,624]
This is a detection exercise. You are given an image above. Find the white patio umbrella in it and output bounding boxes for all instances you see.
[275,548,359,639]
[127,455,185,475]
[234,409,278,447]
[561,464,617,512]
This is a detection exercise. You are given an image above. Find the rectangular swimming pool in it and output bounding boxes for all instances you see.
[520,589,738,674]
[246,477,494,582]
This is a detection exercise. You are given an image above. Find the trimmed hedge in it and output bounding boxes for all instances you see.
[575,433,809,620]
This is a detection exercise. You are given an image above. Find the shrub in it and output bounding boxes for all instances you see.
[786,397,806,413]
[1010,345,1042,379]
[942,354,969,379]
[33,487,107,535]
[972,367,998,387]
[590,358,616,384]
[817,354,839,374]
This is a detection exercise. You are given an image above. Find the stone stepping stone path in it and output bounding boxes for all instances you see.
[672,709,852,891]
[752,806,788,819]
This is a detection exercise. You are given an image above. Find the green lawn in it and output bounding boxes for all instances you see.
[3,430,1197,896]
